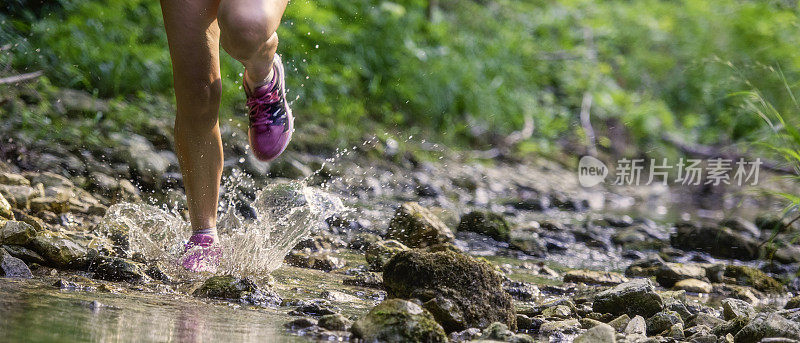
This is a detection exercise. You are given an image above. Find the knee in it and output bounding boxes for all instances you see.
[174,80,222,128]
[218,3,278,57]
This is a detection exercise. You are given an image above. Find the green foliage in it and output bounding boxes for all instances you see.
[3,0,800,150]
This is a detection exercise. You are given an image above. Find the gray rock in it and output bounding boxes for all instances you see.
[655,262,707,288]
[646,310,684,336]
[0,221,36,245]
[88,256,148,283]
[342,271,383,289]
[110,133,170,188]
[574,323,615,343]
[1,244,46,265]
[30,231,88,268]
[385,202,454,248]
[194,275,281,307]
[592,279,664,317]
[722,298,755,320]
[538,319,581,336]
[284,251,345,271]
[457,210,511,242]
[350,299,447,343]
[686,313,725,329]
[719,217,761,238]
[670,223,759,260]
[734,313,800,343]
[0,172,30,186]
[624,315,646,335]
[449,328,481,342]
[564,269,628,286]
[786,295,800,310]
[285,317,318,330]
[365,239,409,271]
[318,313,352,331]
[0,185,37,210]
[0,248,32,278]
[674,279,713,293]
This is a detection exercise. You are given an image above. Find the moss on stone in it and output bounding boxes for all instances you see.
[723,265,784,294]
[383,249,516,332]
[457,210,511,242]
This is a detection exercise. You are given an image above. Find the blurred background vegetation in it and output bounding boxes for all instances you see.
[2,0,800,159]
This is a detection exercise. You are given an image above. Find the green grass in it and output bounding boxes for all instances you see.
[3,0,800,153]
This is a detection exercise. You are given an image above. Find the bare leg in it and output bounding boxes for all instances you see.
[160,0,223,231]
[217,0,289,88]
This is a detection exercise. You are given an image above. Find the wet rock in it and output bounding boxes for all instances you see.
[289,300,338,316]
[0,172,30,186]
[0,185,37,210]
[10,210,46,232]
[24,171,74,189]
[502,280,540,301]
[284,251,345,271]
[318,313,352,331]
[423,296,465,333]
[342,271,383,289]
[721,298,755,320]
[785,295,800,309]
[0,248,32,278]
[0,244,46,265]
[624,255,666,278]
[383,249,516,332]
[734,313,800,343]
[0,193,12,220]
[110,133,170,188]
[724,265,783,294]
[457,210,511,242]
[563,269,628,286]
[592,279,664,317]
[365,240,409,271]
[88,256,147,283]
[285,317,318,330]
[624,315,646,335]
[506,197,550,211]
[674,279,713,293]
[574,323,615,343]
[476,322,533,342]
[655,262,707,288]
[194,275,281,307]
[449,328,481,342]
[293,233,346,252]
[350,299,447,343]
[30,231,88,268]
[686,313,725,329]
[538,319,581,336]
[385,202,454,248]
[646,310,684,336]
[29,196,70,214]
[0,221,36,245]
[670,223,759,260]
[348,232,381,251]
[607,314,631,331]
[509,232,548,258]
[719,217,761,238]
[320,290,359,303]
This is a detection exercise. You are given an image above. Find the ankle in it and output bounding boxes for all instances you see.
[245,67,275,91]
[191,227,218,242]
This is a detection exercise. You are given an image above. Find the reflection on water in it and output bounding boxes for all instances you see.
[0,279,302,342]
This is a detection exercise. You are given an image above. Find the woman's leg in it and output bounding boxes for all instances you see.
[217,0,289,88]
[160,0,223,232]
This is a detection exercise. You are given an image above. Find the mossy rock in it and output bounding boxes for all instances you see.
[670,223,759,260]
[194,275,263,300]
[733,313,800,343]
[0,221,36,245]
[723,265,783,294]
[365,239,409,271]
[383,249,516,332]
[385,202,454,248]
[30,231,88,268]
[457,210,511,242]
[350,299,447,343]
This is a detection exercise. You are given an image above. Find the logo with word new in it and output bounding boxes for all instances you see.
[578,156,608,187]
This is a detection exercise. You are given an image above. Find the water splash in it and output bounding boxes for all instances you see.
[96,178,344,278]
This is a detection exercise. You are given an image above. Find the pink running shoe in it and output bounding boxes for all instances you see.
[179,234,221,273]
[244,54,294,162]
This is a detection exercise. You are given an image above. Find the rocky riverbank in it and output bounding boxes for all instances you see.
[2,93,800,341]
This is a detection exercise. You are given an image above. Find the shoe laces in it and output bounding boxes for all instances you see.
[247,86,282,127]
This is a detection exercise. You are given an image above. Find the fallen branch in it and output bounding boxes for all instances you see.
[0,70,43,85]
